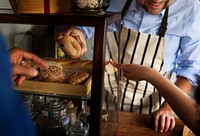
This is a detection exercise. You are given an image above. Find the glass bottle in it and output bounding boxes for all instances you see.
[69,121,89,136]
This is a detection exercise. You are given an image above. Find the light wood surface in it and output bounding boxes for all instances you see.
[102,111,184,136]
[182,126,195,136]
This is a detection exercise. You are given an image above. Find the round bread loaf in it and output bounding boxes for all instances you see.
[57,35,82,59]
[37,62,65,83]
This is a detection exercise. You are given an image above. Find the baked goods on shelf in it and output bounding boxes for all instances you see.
[25,58,92,84]
[66,72,89,85]
[43,57,93,68]
[16,58,92,97]
[37,62,65,83]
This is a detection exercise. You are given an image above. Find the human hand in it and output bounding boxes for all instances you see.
[9,47,49,86]
[109,59,151,81]
[147,106,176,132]
[56,26,87,56]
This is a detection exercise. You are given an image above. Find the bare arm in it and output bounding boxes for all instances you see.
[146,68,198,134]
[110,61,200,134]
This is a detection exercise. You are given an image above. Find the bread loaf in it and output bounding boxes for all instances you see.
[43,57,93,68]
[37,62,65,83]
[57,35,82,59]
[66,72,89,85]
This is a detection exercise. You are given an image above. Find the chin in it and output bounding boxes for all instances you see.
[147,8,163,15]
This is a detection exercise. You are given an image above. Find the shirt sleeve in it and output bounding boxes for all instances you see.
[173,4,200,86]
[77,26,95,40]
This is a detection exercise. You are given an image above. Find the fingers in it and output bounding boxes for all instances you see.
[159,113,167,132]
[71,34,87,55]
[12,64,38,79]
[109,59,125,72]
[59,35,82,59]
[10,47,49,70]
[169,118,176,131]
[105,60,110,65]
[56,27,87,56]
[56,26,72,40]
[21,50,49,70]
[109,59,120,68]
[150,110,176,133]
[15,75,26,87]
[164,116,175,132]
[153,113,160,132]
[70,31,87,55]
[155,115,175,132]
[109,59,126,71]
[9,48,49,87]
[9,47,23,64]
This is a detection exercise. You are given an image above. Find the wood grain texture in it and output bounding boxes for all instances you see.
[102,111,184,136]
[16,65,92,97]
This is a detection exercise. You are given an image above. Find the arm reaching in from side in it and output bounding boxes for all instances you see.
[110,60,150,81]
[110,60,200,135]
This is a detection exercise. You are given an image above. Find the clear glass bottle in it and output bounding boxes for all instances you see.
[69,121,89,136]
[36,100,70,136]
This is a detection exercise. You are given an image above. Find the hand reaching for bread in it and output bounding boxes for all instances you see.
[9,47,49,86]
[56,26,87,59]
[57,35,82,59]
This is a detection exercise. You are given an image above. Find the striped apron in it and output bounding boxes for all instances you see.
[104,8,169,114]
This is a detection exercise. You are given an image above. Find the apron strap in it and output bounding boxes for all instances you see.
[121,0,132,19]
[158,7,169,37]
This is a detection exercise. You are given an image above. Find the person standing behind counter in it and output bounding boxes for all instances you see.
[0,32,48,136]
[56,0,200,133]
[110,60,200,135]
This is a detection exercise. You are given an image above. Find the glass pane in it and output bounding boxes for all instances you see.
[101,20,121,136]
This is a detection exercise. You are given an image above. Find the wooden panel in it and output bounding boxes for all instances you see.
[9,0,75,14]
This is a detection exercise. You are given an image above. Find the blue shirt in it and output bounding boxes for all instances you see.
[0,33,37,136]
[81,0,200,86]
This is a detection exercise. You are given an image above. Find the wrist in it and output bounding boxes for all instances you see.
[144,67,158,82]
[161,102,175,114]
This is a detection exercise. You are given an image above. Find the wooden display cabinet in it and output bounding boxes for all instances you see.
[0,12,121,135]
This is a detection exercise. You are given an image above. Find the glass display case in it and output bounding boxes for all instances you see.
[0,11,121,135]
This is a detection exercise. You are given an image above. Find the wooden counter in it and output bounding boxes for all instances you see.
[102,111,184,136]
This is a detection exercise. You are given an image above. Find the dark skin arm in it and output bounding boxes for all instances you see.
[151,76,192,132]
[110,59,193,132]
[161,76,192,113]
